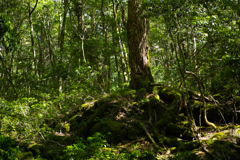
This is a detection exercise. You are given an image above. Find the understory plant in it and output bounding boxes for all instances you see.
[64,132,156,160]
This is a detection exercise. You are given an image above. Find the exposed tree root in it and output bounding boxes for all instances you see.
[210,95,227,125]
[182,91,220,159]
[137,120,160,149]
[148,102,153,126]
[186,71,217,130]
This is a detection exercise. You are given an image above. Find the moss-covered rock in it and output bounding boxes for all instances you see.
[126,124,143,140]
[206,140,240,159]
[153,105,178,134]
[157,86,182,102]
[154,133,180,147]
[166,123,194,140]
[211,132,227,140]
[90,119,127,144]
[135,88,147,101]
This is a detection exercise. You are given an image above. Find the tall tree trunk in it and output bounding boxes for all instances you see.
[120,2,130,81]
[28,0,38,76]
[112,0,121,86]
[127,0,154,90]
[81,0,87,63]
[75,0,87,64]
[59,0,68,62]
[59,0,69,93]
[101,0,111,93]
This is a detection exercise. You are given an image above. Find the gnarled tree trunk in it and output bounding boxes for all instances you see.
[127,0,154,90]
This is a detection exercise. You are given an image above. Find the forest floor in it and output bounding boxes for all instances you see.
[13,86,240,159]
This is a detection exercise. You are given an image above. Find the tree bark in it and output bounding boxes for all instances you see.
[75,0,87,64]
[127,0,154,90]
[59,0,69,93]
[101,0,111,93]
[112,0,121,86]
[28,0,38,76]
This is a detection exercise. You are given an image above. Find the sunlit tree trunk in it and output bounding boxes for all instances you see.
[120,3,130,82]
[112,0,121,86]
[75,0,87,65]
[65,9,74,96]
[112,0,128,84]
[127,0,154,90]
[101,0,111,93]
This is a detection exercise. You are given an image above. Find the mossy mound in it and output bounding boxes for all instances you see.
[166,123,193,140]
[71,86,195,148]
[27,87,240,159]
[156,86,182,102]
[90,119,127,144]
[207,140,240,159]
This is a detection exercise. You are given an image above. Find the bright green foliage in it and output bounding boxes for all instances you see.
[143,0,240,95]
[0,95,66,141]
[0,14,17,52]
[64,132,156,160]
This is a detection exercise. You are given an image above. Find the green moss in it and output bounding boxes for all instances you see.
[69,114,81,122]
[221,125,240,130]
[126,125,142,140]
[201,132,206,137]
[152,86,160,95]
[28,143,43,156]
[156,134,180,147]
[213,93,224,99]
[90,119,126,144]
[171,140,200,153]
[184,141,200,150]
[236,128,240,134]
[193,100,203,107]
[166,123,193,140]
[154,115,171,131]
[28,143,38,149]
[80,101,97,110]
[132,75,151,91]
[177,113,188,123]
[160,87,182,100]
[154,102,180,133]
[136,88,147,100]
[206,103,216,111]
[211,132,227,140]
[148,94,162,109]
[131,102,139,106]
[154,94,160,101]
[64,123,70,132]
[171,147,177,152]
[208,140,240,159]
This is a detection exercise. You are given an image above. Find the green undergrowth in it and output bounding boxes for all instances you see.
[1,87,239,159]
[64,132,156,160]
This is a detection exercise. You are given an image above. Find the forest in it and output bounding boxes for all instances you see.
[0,0,240,159]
